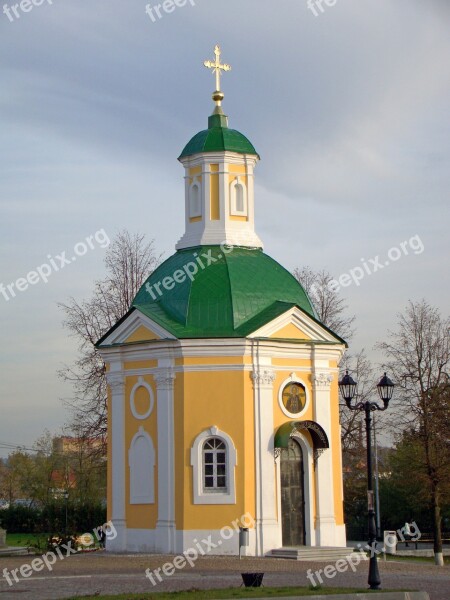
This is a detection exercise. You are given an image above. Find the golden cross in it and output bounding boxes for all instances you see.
[204,45,231,93]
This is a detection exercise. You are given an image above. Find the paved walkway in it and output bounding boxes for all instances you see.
[0,545,28,556]
[0,553,448,600]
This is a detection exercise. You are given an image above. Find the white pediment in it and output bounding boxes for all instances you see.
[248,306,344,344]
[98,309,176,347]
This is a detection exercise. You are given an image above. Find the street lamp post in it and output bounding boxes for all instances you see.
[373,415,381,539]
[339,371,395,590]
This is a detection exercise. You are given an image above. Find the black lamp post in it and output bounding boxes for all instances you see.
[339,370,394,590]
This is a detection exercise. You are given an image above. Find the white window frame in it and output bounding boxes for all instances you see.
[129,376,154,420]
[202,437,227,491]
[129,427,155,504]
[189,178,202,218]
[229,177,248,216]
[190,426,237,505]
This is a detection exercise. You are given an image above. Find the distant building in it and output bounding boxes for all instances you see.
[52,436,103,455]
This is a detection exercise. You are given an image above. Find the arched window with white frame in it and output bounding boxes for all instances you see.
[235,183,244,212]
[203,437,227,491]
[230,178,248,216]
[189,180,202,218]
[190,426,237,504]
[129,427,155,504]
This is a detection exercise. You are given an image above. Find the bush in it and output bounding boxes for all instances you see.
[0,502,106,534]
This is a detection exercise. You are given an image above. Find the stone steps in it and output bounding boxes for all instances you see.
[269,546,365,561]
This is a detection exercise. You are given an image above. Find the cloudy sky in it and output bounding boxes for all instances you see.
[1,0,449,456]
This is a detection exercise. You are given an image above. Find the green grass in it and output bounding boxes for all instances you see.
[5,532,50,550]
[383,553,450,565]
[65,587,402,600]
[6,532,103,552]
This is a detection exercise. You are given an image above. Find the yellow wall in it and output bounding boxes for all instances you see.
[124,375,159,529]
[179,366,256,530]
[210,164,220,220]
[229,165,246,175]
[270,323,311,340]
[272,358,311,367]
[125,326,161,343]
[175,356,246,366]
[108,350,344,538]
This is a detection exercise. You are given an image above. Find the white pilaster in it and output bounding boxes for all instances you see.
[245,159,256,241]
[313,370,337,546]
[154,366,176,553]
[218,159,226,226]
[251,367,281,555]
[106,370,127,551]
[203,162,211,222]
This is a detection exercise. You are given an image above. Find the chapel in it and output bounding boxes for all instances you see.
[97,46,348,555]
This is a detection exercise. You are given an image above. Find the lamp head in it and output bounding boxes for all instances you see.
[338,370,358,402]
[377,372,395,406]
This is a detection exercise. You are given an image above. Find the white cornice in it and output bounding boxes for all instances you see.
[99,335,345,364]
[179,152,259,168]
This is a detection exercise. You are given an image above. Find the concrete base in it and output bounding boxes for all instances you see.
[247,593,430,600]
[270,546,359,562]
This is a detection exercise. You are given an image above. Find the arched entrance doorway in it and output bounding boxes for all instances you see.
[280,438,306,546]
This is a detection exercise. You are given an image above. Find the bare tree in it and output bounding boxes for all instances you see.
[293,266,355,341]
[293,265,359,456]
[339,349,377,454]
[378,300,450,565]
[59,231,162,446]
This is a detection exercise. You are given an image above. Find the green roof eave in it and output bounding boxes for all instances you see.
[179,124,259,160]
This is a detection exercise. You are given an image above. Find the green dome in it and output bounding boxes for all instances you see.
[132,246,316,339]
[179,113,259,159]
